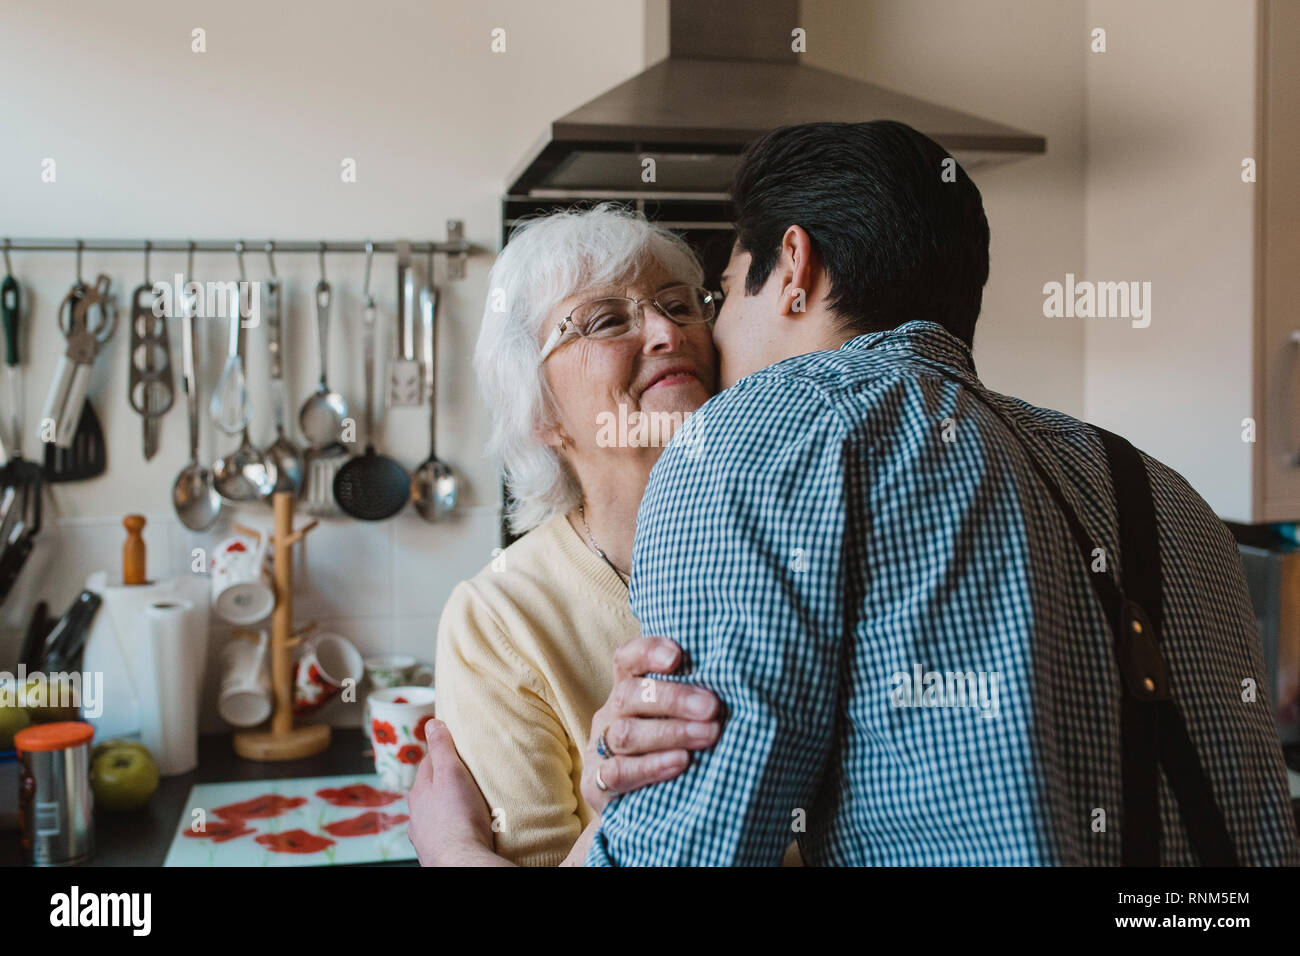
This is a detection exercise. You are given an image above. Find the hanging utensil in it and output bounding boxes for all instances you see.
[213,248,276,501]
[127,243,174,461]
[2,241,24,463]
[333,292,410,520]
[299,441,348,516]
[41,268,115,450]
[210,242,250,435]
[298,245,347,447]
[43,263,114,483]
[387,240,421,407]
[1,243,45,503]
[172,245,221,530]
[412,259,457,522]
[261,243,303,493]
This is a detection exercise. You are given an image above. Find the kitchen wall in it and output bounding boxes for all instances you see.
[1082,0,1258,521]
[0,0,659,729]
[801,0,1088,417]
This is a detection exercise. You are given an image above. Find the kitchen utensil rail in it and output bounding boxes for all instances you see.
[1,225,474,278]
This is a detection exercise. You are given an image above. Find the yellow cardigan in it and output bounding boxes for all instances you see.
[435,514,636,866]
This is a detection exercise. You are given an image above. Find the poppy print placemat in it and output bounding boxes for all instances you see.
[162,774,416,866]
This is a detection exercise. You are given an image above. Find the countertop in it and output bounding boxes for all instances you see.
[0,727,416,867]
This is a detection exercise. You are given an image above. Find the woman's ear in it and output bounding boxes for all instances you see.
[536,421,569,449]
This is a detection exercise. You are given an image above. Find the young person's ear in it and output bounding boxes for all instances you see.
[778,224,817,319]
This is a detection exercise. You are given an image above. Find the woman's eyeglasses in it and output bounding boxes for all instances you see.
[538,284,719,364]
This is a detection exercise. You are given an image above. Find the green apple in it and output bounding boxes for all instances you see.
[22,675,80,723]
[0,699,31,751]
[91,744,160,812]
[92,738,152,763]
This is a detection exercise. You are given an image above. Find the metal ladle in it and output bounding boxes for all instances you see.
[298,244,347,447]
[214,244,277,501]
[261,243,303,493]
[172,244,222,531]
[412,258,457,521]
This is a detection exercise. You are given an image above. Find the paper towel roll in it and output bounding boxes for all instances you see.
[138,599,201,776]
[82,574,210,743]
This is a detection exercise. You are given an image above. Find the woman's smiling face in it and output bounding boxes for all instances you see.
[539,260,718,460]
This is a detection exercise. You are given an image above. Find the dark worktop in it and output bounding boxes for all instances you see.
[0,727,416,867]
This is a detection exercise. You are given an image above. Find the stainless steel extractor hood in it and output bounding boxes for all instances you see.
[506,0,1046,200]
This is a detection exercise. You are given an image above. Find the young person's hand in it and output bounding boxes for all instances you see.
[580,637,722,813]
[407,720,513,866]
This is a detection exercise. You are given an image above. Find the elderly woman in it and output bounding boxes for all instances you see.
[416,204,725,866]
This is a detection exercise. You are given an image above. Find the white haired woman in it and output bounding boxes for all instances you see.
[409,204,725,866]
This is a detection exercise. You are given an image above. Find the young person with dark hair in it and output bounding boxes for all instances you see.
[584,121,1299,866]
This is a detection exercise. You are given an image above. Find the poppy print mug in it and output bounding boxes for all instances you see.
[367,686,436,790]
[293,633,364,717]
[210,527,276,625]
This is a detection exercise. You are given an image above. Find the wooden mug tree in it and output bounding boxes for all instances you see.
[232,491,329,761]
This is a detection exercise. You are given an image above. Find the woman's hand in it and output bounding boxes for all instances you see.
[407,720,513,866]
[580,636,722,813]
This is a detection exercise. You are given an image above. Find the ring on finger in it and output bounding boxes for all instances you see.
[595,763,610,792]
[595,727,613,759]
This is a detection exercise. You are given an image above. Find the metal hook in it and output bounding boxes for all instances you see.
[3,238,12,276]
[143,240,152,286]
[186,241,196,283]
[265,241,277,279]
[426,247,434,284]
[234,240,247,282]
[318,242,327,283]
[75,240,84,284]
[363,240,374,301]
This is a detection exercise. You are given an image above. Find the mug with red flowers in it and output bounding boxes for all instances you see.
[367,686,437,789]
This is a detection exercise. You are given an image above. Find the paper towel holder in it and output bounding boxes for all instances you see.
[232,492,328,762]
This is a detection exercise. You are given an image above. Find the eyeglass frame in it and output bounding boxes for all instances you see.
[537,283,720,364]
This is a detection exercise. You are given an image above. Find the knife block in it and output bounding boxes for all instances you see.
[232,492,329,761]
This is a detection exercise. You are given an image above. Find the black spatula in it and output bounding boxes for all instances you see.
[44,398,106,482]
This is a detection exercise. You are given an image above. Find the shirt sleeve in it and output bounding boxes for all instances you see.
[586,375,850,866]
[434,580,583,867]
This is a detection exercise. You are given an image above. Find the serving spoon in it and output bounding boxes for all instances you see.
[171,263,221,530]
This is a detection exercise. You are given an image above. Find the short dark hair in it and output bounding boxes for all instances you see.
[730,120,990,346]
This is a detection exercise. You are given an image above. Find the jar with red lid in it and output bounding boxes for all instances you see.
[14,721,95,866]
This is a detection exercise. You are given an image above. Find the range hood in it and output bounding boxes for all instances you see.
[506,0,1046,199]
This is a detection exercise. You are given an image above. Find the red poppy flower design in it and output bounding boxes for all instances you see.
[372,719,397,745]
[322,811,410,837]
[393,696,409,704]
[255,829,335,854]
[414,715,434,740]
[226,541,248,553]
[214,793,308,821]
[396,744,423,765]
[308,663,325,685]
[182,819,256,843]
[315,783,403,808]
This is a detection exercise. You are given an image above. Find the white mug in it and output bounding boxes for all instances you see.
[211,527,275,625]
[367,686,437,790]
[293,632,364,717]
[218,629,271,727]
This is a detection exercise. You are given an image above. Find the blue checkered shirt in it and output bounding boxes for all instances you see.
[585,320,1299,866]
